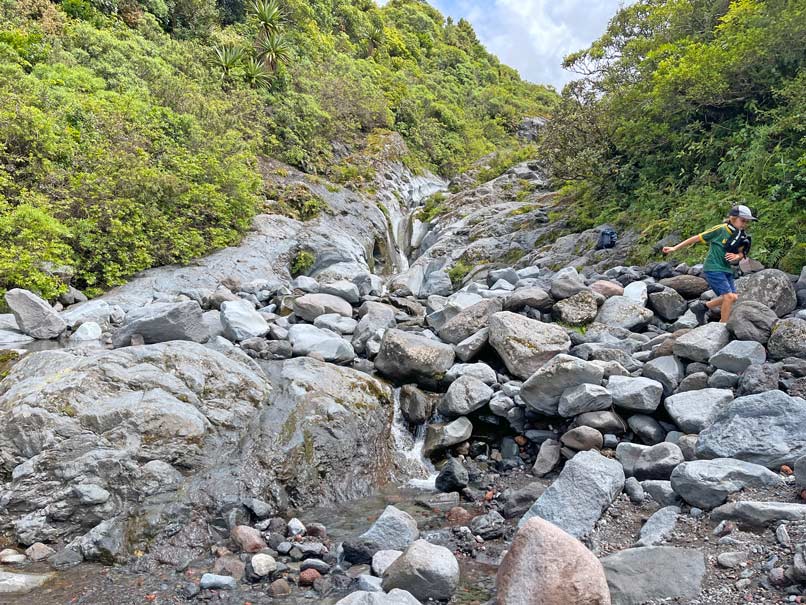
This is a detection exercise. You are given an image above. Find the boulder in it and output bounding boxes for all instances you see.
[454,328,489,362]
[601,547,705,605]
[561,426,603,451]
[112,301,208,347]
[314,313,358,334]
[736,269,797,317]
[552,290,600,326]
[0,571,56,594]
[352,302,397,354]
[220,299,269,341]
[375,329,454,384]
[632,442,684,481]
[709,340,766,373]
[320,280,361,304]
[293,293,353,322]
[648,289,687,322]
[436,299,501,345]
[590,280,624,298]
[520,354,604,415]
[358,506,419,553]
[696,390,806,468]
[557,384,612,417]
[488,312,571,379]
[726,301,778,344]
[615,443,650,478]
[672,322,730,362]
[504,287,553,312]
[381,539,459,602]
[496,517,611,605]
[658,275,709,299]
[288,324,355,363]
[335,589,421,605]
[711,501,806,527]
[607,375,663,412]
[636,506,679,547]
[4,289,66,339]
[737,363,780,395]
[550,267,586,300]
[623,281,647,305]
[628,414,665,445]
[641,356,684,396]
[422,418,472,457]
[519,450,625,538]
[595,296,654,331]
[768,318,806,360]
[435,458,468,492]
[398,385,436,425]
[438,375,493,416]
[670,459,782,509]
[663,388,734,433]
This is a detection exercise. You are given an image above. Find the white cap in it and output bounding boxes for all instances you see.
[729,204,756,220]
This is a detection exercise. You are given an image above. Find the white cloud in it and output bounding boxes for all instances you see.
[427,0,631,88]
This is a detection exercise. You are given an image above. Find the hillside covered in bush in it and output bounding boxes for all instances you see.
[541,0,806,272]
[0,0,556,298]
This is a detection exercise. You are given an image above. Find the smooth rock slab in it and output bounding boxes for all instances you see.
[663,388,734,433]
[496,517,611,605]
[670,459,782,509]
[696,390,806,468]
[519,450,625,538]
[601,546,705,605]
[381,539,459,601]
[0,570,55,594]
[488,312,571,380]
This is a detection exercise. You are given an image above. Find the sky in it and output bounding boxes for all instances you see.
[388,0,631,89]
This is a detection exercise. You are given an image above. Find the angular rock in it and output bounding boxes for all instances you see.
[320,280,361,304]
[454,328,489,362]
[636,506,679,547]
[436,299,501,345]
[438,375,493,416]
[550,267,586,300]
[696,390,806,468]
[504,287,553,312]
[658,275,709,299]
[663,388,734,433]
[435,458,468,492]
[736,269,797,317]
[314,313,358,334]
[616,443,650,477]
[672,322,730,362]
[501,483,546,519]
[352,302,396,354]
[469,510,506,540]
[381,539,459,601]
[641,356,684,396]
[607,375,663,412]
[628,414,665,445]
[293,293,353,322]
[768,318,806,361]
[372,550,402,577]
[633,442,684,481]
[488,312,571,379]
[520,354,604,415]
[648,289,687,322]
[220,299,269,341]
[398,385,436,425]
[532,439,561,477]
[709,340,766,373]
[711,501,806,527]
[5,288,66,340]
[496,517,611,605]
[519,450,625,538]
[602,547,705,605]
[670,459,782,509]
[552,289,600,326]
[422,418,472,457]
[737,362,780,395]
[335,589,421,605]
[357,506,419,554]
[726,301,778,344]
[595,296,654,331]
[375,329,454,384]
[557,383,612,417]
[113,301,207,347]
[288,324,355,363]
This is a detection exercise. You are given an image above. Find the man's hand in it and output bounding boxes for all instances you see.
[662,246,676,255]
[725,252,743,262]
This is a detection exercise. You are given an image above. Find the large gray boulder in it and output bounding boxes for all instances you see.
[293,293,353,322]
[641,356,684,396]
[519,450,625,538]
[374,329,455,384]
[357,506,419,553]
[288,324,355,363]
[352,302,396,354]
[335,589,421,605]
[0,570,56,594]
[607,375,663,412]
[520,354,604,415]
[633,442,684,481]
[602,547,705,605]
[552,289,600,326]
[5,288,66,339]
[768,318,806,360]
[709,340,766,373]
[696,390,806,468]
[711,501,806,528]
[422,417,472,457]
[550,267,586,300]
[736,269,797,317]
[488,312,570,379]
[436,299,501,345]
[112,301,208,347]
[438,375,493,416]
[670,459,782,509]
[726,301,778,344]
[557,383,612,417]
[595,296,654,331]
[672,322,730,362]
[220,299,269,341]
[648,289,687,322]
[663,388,734,433]
[504,287,552,312]
[381,539,459,601]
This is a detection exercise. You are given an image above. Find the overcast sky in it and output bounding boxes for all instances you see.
[385,0,631,89]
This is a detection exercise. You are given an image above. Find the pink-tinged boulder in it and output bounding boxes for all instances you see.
[230,525,267,553]
[496,517,611,605]
[590,280,624,298]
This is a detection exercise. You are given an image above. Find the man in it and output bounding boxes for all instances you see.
[662,204,755,323]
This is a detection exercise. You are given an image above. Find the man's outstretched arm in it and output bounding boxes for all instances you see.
[662,235,701,255]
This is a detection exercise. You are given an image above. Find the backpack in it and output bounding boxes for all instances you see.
[596,228,618,250]
[725,226,752,256]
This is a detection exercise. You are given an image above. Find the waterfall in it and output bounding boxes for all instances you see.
[390,387,437,489]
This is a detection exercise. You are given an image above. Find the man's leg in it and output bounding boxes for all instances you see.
[720,292,738,323]
[706,295,724,312]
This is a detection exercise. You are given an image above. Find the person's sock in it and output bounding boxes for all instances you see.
[691,301,709,325]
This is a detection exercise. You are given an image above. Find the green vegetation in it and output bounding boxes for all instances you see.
[541,0,806,272]
[416,191,448,222]
[0,0,555,299]
[290,249,315,277]
[475,144,538,184]
[447,259,472,285]
[266,182,328,221]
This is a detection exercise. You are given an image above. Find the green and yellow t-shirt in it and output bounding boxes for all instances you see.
[699,223,737,273]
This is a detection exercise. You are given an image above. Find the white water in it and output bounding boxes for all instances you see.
[390,388,438,489]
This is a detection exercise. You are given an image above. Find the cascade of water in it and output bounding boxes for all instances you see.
[390,387,437,489]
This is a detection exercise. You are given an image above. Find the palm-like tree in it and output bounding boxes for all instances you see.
[366,24,384,56]
[212,44,244,84]
[255,31,291,72]
[249,0,283,38]
[242,56,272,89]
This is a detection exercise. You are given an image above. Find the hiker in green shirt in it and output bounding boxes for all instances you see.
[662,205,755,323]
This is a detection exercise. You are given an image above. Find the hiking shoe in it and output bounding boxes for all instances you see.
[691,301,709,325]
